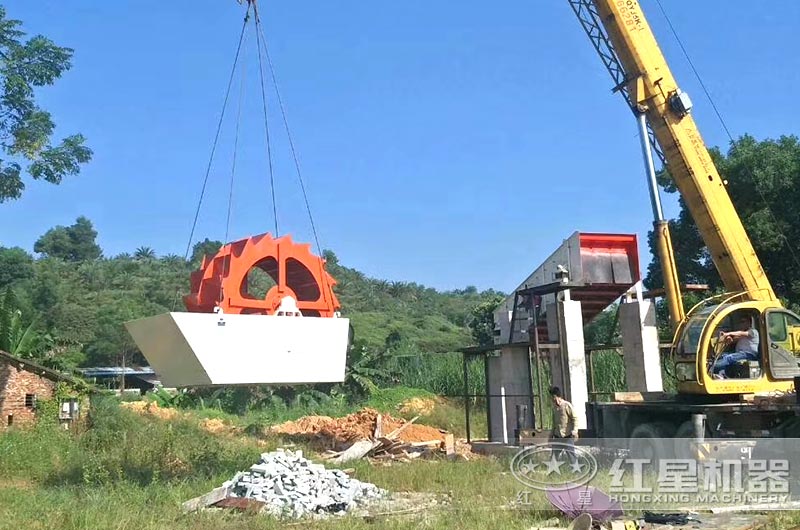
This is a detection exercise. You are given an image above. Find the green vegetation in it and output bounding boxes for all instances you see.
[0,216,504,410]
[2,395,796,530]
[0,7,92,203]
[0,394,551,530]
[646,134,800,308]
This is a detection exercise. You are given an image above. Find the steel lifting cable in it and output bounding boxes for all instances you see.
[253,10,280,237]
[254,12,323,255]
[653,0,800,275]
[172,5,252,310]
[181,6,251,263]
[220,29,249,304]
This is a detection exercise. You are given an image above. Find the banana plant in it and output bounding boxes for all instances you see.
[341,340,392,399]
[0,288,46,357]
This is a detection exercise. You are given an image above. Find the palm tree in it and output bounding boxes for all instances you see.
[161,253,185,265]
[134,246,156,261]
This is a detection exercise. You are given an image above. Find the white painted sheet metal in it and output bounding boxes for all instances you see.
[125,312,350,387]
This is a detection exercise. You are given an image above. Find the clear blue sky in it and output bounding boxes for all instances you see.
[1,0,798,292]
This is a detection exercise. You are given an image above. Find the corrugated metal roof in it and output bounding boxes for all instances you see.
[79,367,156,377]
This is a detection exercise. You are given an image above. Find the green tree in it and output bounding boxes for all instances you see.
[0,7,91,202]
[468,294,505,346]
[322,249,339,266]
[83,297,148,366]
[0,246,34,288]
[134,246,156,261]
[190,238,222,264]
[0,288,47,356]
[646,135,800,305]
[33,216,101,261]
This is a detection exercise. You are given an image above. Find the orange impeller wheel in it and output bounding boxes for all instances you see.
[184,233,340,317]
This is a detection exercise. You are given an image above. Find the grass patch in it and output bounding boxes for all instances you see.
[363,386,435,412]
[0,396,550,530]
[2,398,796,530]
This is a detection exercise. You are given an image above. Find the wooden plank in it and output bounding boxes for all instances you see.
[444,433,456,459]
[182,485,231,513]
[409,440,442,447]
[331,439,379,464]
[386,416,420,440]
[214,497,266,511]
[612,391,668,402]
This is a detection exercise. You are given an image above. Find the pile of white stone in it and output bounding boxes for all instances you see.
[224,449,385,518]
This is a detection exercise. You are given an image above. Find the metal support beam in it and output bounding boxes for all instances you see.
[566,0,666,166]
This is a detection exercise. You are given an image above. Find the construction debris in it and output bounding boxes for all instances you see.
[271,408,450,462]
[182,484,231,513]
[330,440,378,464]
[186,448,385,519]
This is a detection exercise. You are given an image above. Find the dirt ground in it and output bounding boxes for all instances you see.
[271,407,446,450]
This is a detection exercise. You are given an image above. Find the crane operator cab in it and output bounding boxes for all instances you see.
[673,301,800,395]
[710,310,762,380]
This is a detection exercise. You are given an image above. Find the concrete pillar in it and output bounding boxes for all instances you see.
[620,300,663,392]
[486,345,534,443]
[546,299,588,430]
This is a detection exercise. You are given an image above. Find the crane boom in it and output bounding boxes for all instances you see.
[571,0,776,303]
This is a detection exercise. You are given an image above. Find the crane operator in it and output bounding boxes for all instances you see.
[712,315,760,377]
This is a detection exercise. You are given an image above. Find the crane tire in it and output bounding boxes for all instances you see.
[673,420,711,459]
[629,422,671,462]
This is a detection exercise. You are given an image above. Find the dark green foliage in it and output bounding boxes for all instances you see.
[341,339,392,399]
[469,294,505,346]
[190,238,222,264]
[15,241,192,366]
[646,135,800,305]
[583,306,621,346]
[134,246,156,261]
[6,213,503,397]
[322,249,339,265]
[328,258,503,355]
[0,246,34,288]
[33,216,102,261]
[0,7,91,202]
[0,287,50,356]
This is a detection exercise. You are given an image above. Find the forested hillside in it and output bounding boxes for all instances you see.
[0,218,503,371]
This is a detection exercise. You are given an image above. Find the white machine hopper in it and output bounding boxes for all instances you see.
[125,312,350,387]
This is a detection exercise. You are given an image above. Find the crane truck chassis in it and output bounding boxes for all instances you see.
[564,0,800,445]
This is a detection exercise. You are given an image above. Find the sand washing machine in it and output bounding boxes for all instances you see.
[125,233,351,387]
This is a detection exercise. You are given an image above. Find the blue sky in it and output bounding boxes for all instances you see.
[1,0,798,292]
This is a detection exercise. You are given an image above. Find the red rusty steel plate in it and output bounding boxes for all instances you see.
[579,232,640,284]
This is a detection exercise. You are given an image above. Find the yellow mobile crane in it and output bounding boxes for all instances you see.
[567,0,800,437]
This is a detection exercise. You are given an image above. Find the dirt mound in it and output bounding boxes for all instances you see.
[200,417,237,435]
[398,397,437,417]
[391,422,445,443]
[271,408,446,451]
[272,415,335,436]
[121,400,179,420]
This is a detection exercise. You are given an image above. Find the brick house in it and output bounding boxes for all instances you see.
[0,350,83,429]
